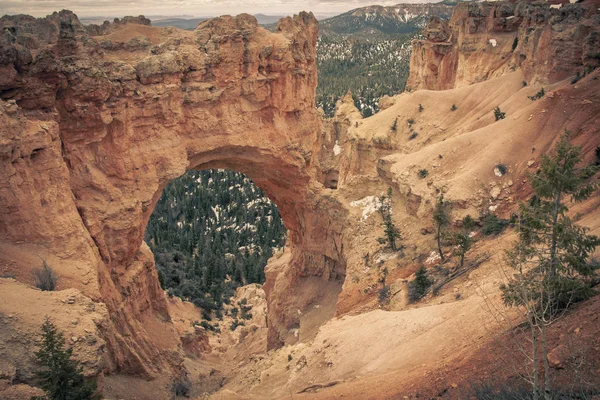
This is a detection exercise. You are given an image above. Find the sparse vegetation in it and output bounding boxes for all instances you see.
[377,188,402,251]
[238,299,253,320]
[390,117,398,132]
[33,259,58,291]
[528,88,545,101]
[230,319,245,331]
[500,131,599,399]
[409,132,418,140]
[433,195,452,261]
[512,36,519,51]
[418,169,429,179]
[481,213,509,236]
[451,104,457,111]
[462,215,476,231]
[409,266,432,302]
[378,267,391,305]
[595,146,600,166]
[33,318,99,400]
[419,103,424,112]
[494,106,506,121]
[407,118,415,127]
[450,230,473,269]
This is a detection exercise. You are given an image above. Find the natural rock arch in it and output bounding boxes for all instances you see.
[0,11,346,376]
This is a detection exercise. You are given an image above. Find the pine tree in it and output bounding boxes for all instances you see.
[410,266,432,301]
[34,318,99,400]
[500,131,599,399]
[433,195,451,261]
[450,230,472,268]
[377,188,402,251]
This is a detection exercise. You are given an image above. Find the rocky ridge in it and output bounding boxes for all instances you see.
[0,3,599,397]
[408,1,600,90]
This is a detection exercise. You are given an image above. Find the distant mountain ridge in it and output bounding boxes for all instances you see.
[320,2,455,35]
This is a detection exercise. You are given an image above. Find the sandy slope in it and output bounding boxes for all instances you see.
[202,68,600,400]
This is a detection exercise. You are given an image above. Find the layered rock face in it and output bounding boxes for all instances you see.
[408,1,600,90]
[0,10,345,376]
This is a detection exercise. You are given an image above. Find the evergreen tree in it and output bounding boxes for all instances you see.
[410,266,432,301]
[377,188,402,251]
[450,230,472,269]
[33,318,99,400]
[500,132,599,399]
[433,195,451,261]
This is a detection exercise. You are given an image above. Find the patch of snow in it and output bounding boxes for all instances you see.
[426,251,441,265]
[489,38,498,47]
[494,167,503,177]
[333,140,342,156]
[349,195,381,221]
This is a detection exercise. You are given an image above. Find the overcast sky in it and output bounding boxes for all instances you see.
[0,0,438,18]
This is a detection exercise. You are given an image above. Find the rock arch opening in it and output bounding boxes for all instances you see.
[144,168,287,318]
[0,10,348,378]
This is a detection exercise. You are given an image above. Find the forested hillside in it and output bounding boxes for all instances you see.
[317,33,413,117]
[145,170,286,315]
[316,3,452,117]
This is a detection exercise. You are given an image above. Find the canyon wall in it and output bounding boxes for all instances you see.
[408,1,600,90]
[0,10,345,376]
[1,1,598,386]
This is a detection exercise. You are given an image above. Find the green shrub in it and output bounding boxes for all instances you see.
[462,215,476,230]
[481,213,509,236]
[511,36,518,51]
[494,107,506,121]
[451,104,457,111]
[409,267,432,302]
[528,88,545,101]
[238,300,253,320]
[407,118,415,127]
[419,104,424,112]
[230,319,245,331]
[418,169,429,179]
[409,132,418,140]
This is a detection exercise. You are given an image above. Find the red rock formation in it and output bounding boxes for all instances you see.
[408,1,600,90]
[0,10,345,377]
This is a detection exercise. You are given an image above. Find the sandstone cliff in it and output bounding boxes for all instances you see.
[0,4,599,397]
[0,9,344,379]
[408,1,600,90]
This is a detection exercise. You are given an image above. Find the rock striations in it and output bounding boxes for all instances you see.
[0,2,599,394]
[408,1,600,90]
[0,9,345,378]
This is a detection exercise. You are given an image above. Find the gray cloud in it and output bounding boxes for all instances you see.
[0,0,435,18]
